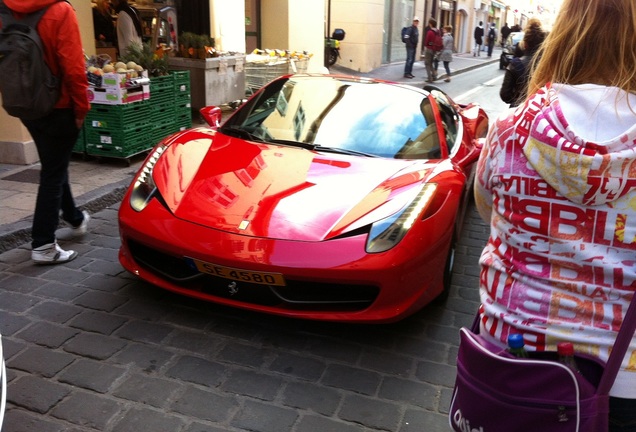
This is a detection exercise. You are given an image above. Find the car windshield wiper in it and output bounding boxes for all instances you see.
[266,140,378,157]
[313,145,379,158]
[265,139,315,149]
[220,126,265,142]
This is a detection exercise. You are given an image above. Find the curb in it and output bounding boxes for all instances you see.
[0,178,130,254]
[331,55,499,87]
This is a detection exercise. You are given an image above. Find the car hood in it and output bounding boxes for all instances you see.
[152,129,439,241]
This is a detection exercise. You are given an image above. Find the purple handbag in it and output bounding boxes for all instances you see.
[449,299,636,432]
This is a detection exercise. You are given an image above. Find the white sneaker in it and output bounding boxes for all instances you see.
[32,242,78,265]
[71,210,90,236]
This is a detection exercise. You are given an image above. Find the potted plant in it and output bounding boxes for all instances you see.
[179,32,195,58]
[195,34,209,59]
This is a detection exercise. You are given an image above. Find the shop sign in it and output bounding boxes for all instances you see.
[439,0,453,11]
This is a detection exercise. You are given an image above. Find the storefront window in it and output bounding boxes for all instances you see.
[383,0,415,64]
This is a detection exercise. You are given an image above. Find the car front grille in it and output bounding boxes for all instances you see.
[127,240,379,312]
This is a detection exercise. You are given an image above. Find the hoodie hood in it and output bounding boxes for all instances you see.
[4,0,58,14]
[521,84,636,206]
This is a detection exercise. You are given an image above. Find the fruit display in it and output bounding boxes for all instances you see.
[86,57,145,81]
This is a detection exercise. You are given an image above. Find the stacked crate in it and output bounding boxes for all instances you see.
[149,74,176,145]
[84,102,154,159]
[172,71,192,131]
[81,71,192,161]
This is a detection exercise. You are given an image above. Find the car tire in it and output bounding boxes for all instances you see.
[499,57,506,70]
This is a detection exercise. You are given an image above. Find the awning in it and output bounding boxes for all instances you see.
[491,0,505,9]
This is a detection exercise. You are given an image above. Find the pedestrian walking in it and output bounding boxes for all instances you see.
[486,22,496,57]
[423,17,441,82]
[402,16,419,79]
[500,22,511,47]
[473,21,484,56]
[499,18,546,106]
[0,0,91,264]
[440,25,454,82]
[432,26,443,77]
[474,0,636,430]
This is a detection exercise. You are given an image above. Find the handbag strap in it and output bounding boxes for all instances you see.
[597,293,636,395]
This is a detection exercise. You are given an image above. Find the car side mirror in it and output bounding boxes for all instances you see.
[200,106,223,129]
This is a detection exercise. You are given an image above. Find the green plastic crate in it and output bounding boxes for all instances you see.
[171,70,190,91]
[152,121,178,143]
[85,123,154,156]
[150,101,176,123]
[175,115,192,131]
[86,101,150,130]
[149,90,174,104]
[149,74,174,92]
[174,92,191,110]
[85,140,153,159]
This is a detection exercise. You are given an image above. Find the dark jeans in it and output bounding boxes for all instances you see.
[22,109,83,249]
[487,41,495,56]
[404,46,416,75]
[443,61,451,76]
[610,397,636,432]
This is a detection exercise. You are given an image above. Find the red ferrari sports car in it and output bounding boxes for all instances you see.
[118,74,488,323]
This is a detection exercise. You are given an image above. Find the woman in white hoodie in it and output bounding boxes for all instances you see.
[474,0,636,429]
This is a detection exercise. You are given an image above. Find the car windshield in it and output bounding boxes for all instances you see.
[505,32,523,50]
[221,76,441,160]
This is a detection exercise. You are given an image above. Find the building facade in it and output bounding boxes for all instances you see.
[2,0,553,164]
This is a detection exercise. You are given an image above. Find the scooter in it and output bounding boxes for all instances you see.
[324,28,345,67]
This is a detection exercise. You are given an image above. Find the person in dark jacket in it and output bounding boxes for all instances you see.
[487,23,496,57]
[403,16,419,78]
[92,0,116,46]
[499,18,546,106]
[500,22,511,46]
[473,21,484,56]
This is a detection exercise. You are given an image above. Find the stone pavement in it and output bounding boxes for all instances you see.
[0,49,498,432]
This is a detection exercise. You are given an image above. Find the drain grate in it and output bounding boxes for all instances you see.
[2,168,41,184]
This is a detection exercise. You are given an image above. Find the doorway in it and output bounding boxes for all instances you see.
[245,0,261,53]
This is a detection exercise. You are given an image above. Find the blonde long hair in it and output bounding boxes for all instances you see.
[528,0,636,96]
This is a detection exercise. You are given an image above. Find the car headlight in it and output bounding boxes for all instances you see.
[366,183,438,253]
[130,144,167,212]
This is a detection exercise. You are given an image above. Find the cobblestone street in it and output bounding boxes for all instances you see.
[0,198,487,432]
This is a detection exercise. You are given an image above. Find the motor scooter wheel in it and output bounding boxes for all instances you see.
[325,47,338,67]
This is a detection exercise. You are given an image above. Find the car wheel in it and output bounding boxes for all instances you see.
[499,57,505,70]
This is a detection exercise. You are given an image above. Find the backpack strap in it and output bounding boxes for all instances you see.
[0,1,18,28]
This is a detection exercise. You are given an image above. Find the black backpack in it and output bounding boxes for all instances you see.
[0,0,60,120]
[401,26,410,43]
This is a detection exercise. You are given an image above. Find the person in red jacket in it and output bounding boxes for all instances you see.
[1,0,91,264]
[423,18,440,82]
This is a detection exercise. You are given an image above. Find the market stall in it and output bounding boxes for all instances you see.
[75,57,192,164]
